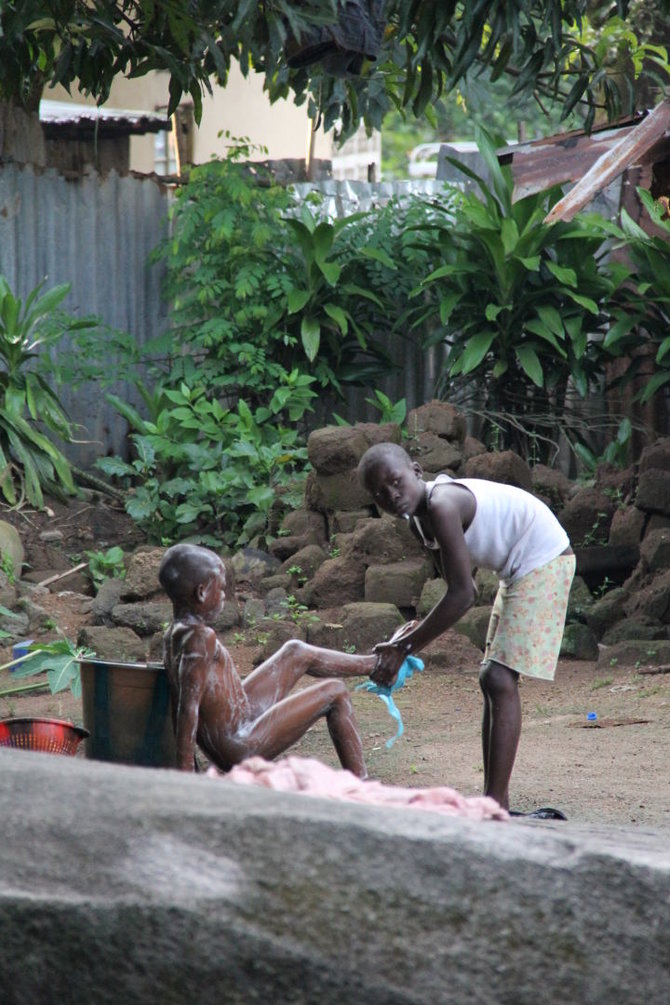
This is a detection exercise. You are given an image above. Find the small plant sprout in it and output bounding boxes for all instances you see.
[85,546,126,589]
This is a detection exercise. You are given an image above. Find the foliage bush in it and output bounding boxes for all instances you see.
[148,141,395,403]
[96,377,312,548]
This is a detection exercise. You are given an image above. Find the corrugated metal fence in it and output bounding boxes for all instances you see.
[0,162,170,469]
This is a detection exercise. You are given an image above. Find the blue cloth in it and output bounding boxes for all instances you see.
[356,655,424,748]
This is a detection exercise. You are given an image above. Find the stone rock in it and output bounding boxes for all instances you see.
[307,425,373,475]
[422,632,484,672]
[77,625,147,662]
[531,464,573,512]
[585,587,629,640]
[350,516,422,567]
[473,568,499,605]
[258,572,293,595]
[639,527,670,573]
[354,421,403,449]
[638,437,670,473]
[0,608,29,642]
[608,505,645,547]
[2,752,670,1004]
[452,606,490,651]
[243,597,266,627]
[559,487,616,548]
[211,597,241,631]
[339,602,404,654]
[417,577,447,617]
[301,556,366,608]
[111,601,173,637]
[14,596,55,636]
[636,469,670,516]
[254,621,307,663]
[600,617,667,645]
[305,619,345,649]
[364,559,432,608]
[408,431,463,473]
[560,622,599,660]
[0,520,24,577]
[463,451,533,492]
[120,547,164,600]
[269,509,328,560]
[230,547,281,584]
[406,399,467,442]
[264,587,289,618]
[601,638,670,667]
[625,569,670,623]
[90,577,125,627]
[593,461,635,502]
[462,435,487,462]
[0,570,18,609]
[305,470,371,513]
[329,509,373,534]
[279,544,327,580]
[566,576,594,623]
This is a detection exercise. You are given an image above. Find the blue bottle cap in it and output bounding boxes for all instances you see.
[587,711,597,721]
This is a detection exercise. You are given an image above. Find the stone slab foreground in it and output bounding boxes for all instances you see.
[0,749,669,1004]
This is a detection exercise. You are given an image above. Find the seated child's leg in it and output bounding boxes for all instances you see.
[243,639,376,719]
[239,679,367,777]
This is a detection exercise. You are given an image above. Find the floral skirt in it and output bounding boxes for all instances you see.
[483,554,576,681]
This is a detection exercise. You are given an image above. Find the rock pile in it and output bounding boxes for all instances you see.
[1,400,669,672]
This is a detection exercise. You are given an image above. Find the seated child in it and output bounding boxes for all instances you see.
[159,542,376,777]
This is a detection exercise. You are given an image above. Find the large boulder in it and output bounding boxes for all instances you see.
[2,752,670,1004]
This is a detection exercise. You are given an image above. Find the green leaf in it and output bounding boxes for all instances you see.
[300,317,321,362]
[545,261,577,287]
[515,345,544,387]
[456,331,495,375]
[287,288,311,314]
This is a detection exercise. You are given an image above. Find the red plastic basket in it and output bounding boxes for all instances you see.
[0,717,89,756]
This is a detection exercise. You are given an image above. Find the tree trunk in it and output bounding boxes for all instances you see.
[0,99,46,167]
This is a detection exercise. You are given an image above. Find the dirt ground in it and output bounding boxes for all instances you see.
[1,495,669,830]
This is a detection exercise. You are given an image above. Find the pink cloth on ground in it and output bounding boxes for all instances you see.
[209,756,508,821]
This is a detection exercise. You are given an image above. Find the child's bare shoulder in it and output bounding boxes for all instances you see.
[168,619,217,651]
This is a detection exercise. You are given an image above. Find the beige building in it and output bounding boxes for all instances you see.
[43,64,380,180]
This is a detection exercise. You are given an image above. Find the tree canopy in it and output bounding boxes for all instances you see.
[1,1,669,138]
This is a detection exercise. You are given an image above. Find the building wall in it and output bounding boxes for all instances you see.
[47,65,335,174]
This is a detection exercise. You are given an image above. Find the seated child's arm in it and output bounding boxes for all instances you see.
[173,628,217,771]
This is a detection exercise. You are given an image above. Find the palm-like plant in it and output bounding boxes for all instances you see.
[0,276,92,507]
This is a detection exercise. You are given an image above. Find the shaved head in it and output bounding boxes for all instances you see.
[357,442,413,488]
[159,543,223,603]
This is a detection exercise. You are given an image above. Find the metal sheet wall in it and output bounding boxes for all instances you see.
[0,162,170,469]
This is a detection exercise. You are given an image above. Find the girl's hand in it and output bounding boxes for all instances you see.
[370,642,405,687]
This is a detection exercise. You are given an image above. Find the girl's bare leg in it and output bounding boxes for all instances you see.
[243,639,376,718]
[240,679,367,777]
[479,660,521,809]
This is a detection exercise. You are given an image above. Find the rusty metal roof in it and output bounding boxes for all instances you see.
[499,102,670,219]
[39,99,171,140]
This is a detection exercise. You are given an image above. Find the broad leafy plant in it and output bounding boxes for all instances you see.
[0,276,94,507]
[604,189,670,405]
[97,376,313,548]
[404,128,627,463]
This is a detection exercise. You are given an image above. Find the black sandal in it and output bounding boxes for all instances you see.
[510,807,567,820]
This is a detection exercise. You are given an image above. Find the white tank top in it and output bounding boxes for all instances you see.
[412,474,570,584]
